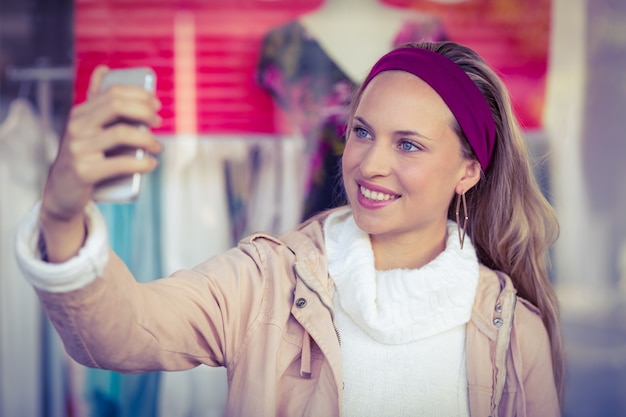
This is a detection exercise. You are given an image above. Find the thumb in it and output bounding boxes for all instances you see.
[87,65,110,99]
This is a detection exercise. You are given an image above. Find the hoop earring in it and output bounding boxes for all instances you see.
[455,192,468,249]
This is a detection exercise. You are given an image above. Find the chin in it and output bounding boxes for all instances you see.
[351,210,383,234]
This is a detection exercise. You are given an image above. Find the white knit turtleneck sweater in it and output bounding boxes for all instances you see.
[324,208,479,417]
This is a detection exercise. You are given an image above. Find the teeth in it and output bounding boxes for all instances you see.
[360,185,396,201]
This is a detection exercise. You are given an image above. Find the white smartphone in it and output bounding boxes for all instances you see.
[92,67,157,203]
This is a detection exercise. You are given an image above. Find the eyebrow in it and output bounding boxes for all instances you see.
[353,116,436,141]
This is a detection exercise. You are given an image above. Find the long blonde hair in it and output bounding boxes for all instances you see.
[347,41,564,402]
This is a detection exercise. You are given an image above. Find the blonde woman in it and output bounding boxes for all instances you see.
[16,41,562,416]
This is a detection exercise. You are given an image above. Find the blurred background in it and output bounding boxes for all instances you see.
[1,0,625,416]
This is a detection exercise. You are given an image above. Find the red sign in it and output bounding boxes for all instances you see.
[75,0,549,133]
[75,0,322,134]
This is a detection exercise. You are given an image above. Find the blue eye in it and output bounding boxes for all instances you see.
[352,127,371,139]
[399,140,420,152]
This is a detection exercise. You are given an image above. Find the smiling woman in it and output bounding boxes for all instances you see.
[344,42,563,414]
[343,69,481,270]
[15,40,562,417]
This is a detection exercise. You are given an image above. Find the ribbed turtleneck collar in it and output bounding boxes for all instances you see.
[325,207,479,344]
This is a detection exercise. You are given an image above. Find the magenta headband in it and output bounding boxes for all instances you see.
[361,47,496,170]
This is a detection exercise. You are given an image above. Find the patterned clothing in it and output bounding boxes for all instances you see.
[256,18,447,219]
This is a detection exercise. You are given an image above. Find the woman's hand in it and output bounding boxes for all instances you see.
[39,65,163,262]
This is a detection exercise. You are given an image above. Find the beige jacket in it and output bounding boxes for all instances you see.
[36,212,560,417]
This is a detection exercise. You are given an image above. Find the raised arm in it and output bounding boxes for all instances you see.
[40,65,162,262]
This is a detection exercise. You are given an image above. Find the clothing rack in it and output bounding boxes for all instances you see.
[6,65,73,132]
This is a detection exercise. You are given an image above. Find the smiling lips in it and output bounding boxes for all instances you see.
[359,185,400,201]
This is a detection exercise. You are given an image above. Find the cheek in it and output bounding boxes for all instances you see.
[341,139,359,175]
[340,141,361,200]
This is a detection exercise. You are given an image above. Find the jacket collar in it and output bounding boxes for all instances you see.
[282,208,521,340]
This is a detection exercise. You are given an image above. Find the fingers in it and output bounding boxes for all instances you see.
[76,84,162,132]
[70,123,163,156]
[61,117,163,185]
[74,150,160,185]
[103,85,162,128]
[83,65,162,131]
[67,65,163,156]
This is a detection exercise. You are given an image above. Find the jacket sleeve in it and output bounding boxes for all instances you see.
[509,300,561,417]
[35,236,281,374]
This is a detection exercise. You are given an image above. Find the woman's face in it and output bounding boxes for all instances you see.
[342,70,478,244]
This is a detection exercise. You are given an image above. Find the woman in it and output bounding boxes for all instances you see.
[16,41,563,417]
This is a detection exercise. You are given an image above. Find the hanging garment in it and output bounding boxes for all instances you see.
[224,134,306,241]
[157,136,234,417]
[256,19,447,220]
[0,98,57,417]
[160,136,234,272]
[241,135,307,236]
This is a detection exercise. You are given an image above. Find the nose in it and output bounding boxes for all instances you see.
[359,139,393,178]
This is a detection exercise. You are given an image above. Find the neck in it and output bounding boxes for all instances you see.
[314,0,394,13]
[370,222,448,270]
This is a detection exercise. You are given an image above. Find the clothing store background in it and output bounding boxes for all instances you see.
[1,0,625,417]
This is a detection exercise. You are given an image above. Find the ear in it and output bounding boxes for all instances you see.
[456,159,481,194]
